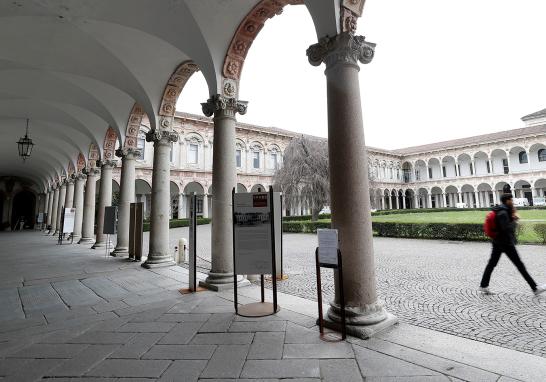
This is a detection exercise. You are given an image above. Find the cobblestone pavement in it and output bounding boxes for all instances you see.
[169,225,546,358]
[6,231,542,381]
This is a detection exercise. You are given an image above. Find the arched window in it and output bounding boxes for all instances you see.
[519,151,528,164]
[539,149,546,162]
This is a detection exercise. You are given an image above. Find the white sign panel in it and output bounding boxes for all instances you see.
[62,208,76,233]
[37,212,44,223]
[317,229,338,267]
[234,192,273,275]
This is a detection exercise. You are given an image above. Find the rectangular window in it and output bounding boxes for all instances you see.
[137,137,145,160]
[428,168,432,179]
[470,163,474,175]
[442,166,447,177]
[271,153,278,169]
[187,143,198,164]
[502,158,509,174]
[253,151,260,169]
[486,161,491,173]
[415,170,420,181]
[197,199,203,214]
[235,149,242,168]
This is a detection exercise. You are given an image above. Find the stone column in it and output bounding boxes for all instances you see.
[65,177,75,209]
[415,194,420,209]
[79,168,100,244]
[72,173,86,243]
[402,195,406,209]
[42,190,50,231]
[46,189,54,233]
[387,195,392,210]
[427,194,432,209]
[475,191,481,208]
[380,197,385,210]
[55,181,67,235]
[199,95,248,290]
[142,129,178,268]
[111,148,139,257]
[307,32,396,338]
[92,160,117,249]
[202,193,209,218]
[443,193,448,208]
[493,191,499,205]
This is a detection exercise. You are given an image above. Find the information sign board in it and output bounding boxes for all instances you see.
[37,213,44,224]
[317,229,339,267]
[233,192,273,275]
[62,208,76,233]
[129,202,143,261]
[103,206,117,234]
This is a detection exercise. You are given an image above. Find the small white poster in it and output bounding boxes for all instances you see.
[233,192,273,275]
[63,208,76,233]
[37,213,44,223]
[317,229,339,267]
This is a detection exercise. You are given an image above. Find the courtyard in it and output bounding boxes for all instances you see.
[161,224,546,358]
[1,230,546,381]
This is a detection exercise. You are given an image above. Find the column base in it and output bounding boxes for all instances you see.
[324,301,398,339]
[91,241,113,249]
[72,235,81,243]
[110,247,129,257]
[78,237,95,244]
[141,254,176,269]
[199,272,250,292]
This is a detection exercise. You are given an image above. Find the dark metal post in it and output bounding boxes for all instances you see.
[232,187,238,314]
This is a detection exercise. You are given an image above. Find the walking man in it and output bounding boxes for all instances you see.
[480,193,546,296]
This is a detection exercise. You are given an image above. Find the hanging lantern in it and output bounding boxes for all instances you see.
[17,118,34,161]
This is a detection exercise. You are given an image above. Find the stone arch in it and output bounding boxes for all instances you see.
[222,0,305,88]
[103,127,118,161]
[88,143,100,169]
[124,104,145,149]
[251,184,266,192]
[158,61,200,130]
[76,153,86,173]
[184,181,205,195]
[237,183,247,192]
[67,161,75,176]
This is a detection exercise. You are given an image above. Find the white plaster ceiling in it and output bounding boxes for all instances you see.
[0,0,338,191]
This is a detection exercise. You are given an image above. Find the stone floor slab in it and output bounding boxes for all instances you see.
[158,360,207,382]
[68,331,136,344]
[7,343,87,359]
[199,313,234,333]
[240,359,320,379]
[116,321,176,333]
[247,331,284,360]
[142,344,216,360]
[284,342,354,359]
[46,344,119,377]
[191,332,254,345]
[86,359,171,378]
[109,332,163,359]
[158,321,203,344]
[228,320,286,333]
[200,344,249,379]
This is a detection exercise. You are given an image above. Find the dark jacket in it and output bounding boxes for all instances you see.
[493,204,516,246]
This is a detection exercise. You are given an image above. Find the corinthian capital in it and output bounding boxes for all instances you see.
[83,167,100,177]
[116,147,141,160]
[307,32,375,68]
[74,172,87,181]
[201,95,248,118]
[145,130,178,145]
[97,159,118,169]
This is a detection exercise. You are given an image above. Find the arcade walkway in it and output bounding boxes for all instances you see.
[0,231,544,381]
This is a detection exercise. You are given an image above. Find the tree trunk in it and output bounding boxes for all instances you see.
[311,208,319,222]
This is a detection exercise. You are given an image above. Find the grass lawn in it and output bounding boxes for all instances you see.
[371,210,546,244]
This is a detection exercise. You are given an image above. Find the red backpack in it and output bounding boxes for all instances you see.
[484,210,497,239]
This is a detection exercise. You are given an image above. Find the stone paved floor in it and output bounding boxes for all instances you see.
[1,230,545,381]
[163,225,546,358]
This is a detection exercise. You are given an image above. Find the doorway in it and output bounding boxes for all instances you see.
[11,190,36,229]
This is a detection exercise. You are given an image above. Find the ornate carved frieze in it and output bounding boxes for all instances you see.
[307,32,375,68]
[124,104,145,149]
[159,61,200,117]
[115,147,141,160]
[201,95,248,118]
[145,130,178,145]
[103,127,118,160]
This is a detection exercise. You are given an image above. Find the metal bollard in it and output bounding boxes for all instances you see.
[179,238,188,263]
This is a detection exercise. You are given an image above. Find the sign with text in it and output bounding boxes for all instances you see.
[317,229,339,267]
[62,208,76,233]
[234,192,273,275]
[37,213,44,224]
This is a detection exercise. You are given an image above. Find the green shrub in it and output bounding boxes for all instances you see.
[283,213,331,222]
[372,222,488,241]
[533,224,546,244]
[283,220,331,233]
[371,206,546,216]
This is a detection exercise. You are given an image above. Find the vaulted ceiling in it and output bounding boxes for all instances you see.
[0,0,340,190]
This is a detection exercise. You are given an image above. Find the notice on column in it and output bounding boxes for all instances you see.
[63,208,76,233]
[233,193,273,275]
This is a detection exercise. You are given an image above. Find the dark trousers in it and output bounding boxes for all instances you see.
[480,242,537,290]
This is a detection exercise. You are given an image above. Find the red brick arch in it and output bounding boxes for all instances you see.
[88,143,100,169]
[159,61,200,119]
[223,0,304,82]
[103,127,118,160]
[124,104,145,149]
